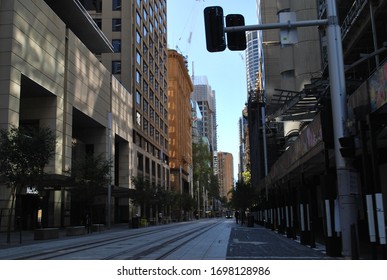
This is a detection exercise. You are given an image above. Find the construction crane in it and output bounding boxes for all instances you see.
[175,0,204,56]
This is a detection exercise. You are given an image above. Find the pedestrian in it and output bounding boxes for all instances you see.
[194,209,199,220]
[235,210,240,224]
[241,210,245,225]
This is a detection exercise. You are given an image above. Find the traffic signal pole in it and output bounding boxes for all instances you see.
[205,0,357,258]
[324,0,358,259]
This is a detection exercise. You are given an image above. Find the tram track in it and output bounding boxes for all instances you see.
[4,220,224,260]
[3,223,186,260]
[120,219,223,260]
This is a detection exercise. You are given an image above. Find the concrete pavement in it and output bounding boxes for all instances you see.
[0,219,334,260]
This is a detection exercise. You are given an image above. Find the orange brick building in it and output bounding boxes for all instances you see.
[167,50,194,194]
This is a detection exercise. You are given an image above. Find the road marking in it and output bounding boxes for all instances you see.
[232,238,267,245]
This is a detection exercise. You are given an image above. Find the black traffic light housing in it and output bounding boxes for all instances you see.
[226,14,247,51]
[204,6,226,52]
[204,6,246,52]
[338,136,356,158]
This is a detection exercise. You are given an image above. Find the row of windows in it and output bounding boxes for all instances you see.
[135,0,168,156]
[136,90,167,119]
[136,111,168,150]
[82,0,121,14]
[137,100,168,134]
[137,151,170,183]
[135,131,168,163]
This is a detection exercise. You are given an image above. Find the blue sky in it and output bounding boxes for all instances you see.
[167,0,258,180]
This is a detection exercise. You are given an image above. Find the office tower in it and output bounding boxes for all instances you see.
[246,31,263,93]
[82,0,169,188]
[0,0,135,229]
[191,76,218,154]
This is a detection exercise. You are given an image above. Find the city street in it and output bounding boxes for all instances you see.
[0,218,330,260]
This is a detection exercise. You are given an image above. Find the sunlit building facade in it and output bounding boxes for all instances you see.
[0,0,135,230]
[167,50,193,195]
[217,152,234,202]
[82,0,170,189]
[191,76,217,155]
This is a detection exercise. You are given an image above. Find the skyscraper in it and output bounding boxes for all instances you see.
[246,30,263,94]
[191,76,218,154]
[82,0,169,188]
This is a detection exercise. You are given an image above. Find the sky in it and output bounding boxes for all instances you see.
[167,0,258,180]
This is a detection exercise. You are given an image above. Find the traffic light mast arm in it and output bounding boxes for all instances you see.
[224,19,328,33]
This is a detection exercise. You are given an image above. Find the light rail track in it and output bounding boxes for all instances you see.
[2,219,224,260]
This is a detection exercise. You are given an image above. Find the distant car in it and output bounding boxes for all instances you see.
[225,210,232,218]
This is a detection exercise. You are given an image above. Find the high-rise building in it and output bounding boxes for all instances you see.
[0,0,135,229]
[246,30,263,93]
[167,50,193,195]
[191,76,217,154]
[238,109,249,181]
[82,0,169,188]
[217,152,234,202]
[191,100,203,144]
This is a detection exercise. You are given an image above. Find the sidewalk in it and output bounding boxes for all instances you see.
[227,222,332,260]
[0,223,130,249]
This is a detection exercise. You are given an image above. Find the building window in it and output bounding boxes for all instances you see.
[143,9,148,21]
[149,22,153,34]
[136,50,141,65]
[136,11,141,26]
[136,70,141,84]
[155,130,159,143]
[149,73,154,86]
[112,0,121,10]
[143,81,149,95]
[112,39,121,53]
[112,19,121,31]
[150,107,154,122]
[136,111,142,126]
[145,157,150,174]
[136,91,141,106]
[94,18,102,29]
[136,31,141,44]
[143,100,148,115]
[143,63,148,78]
[155,97,159,110]
[112,61,121,74]
[155,114,159,127]
[137,152,143,171]
[143,119,148,134]
[150,125,154,138]
[81,0,102,13]
[149,89,154,102]
[143,26,148,38]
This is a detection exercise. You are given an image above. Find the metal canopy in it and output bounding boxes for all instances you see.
[267,78,329,122]
[44,0,113,53]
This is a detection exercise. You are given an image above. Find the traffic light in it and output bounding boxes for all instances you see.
[226,14,246,51]
[338,136,356,158]
[204,6,226,52]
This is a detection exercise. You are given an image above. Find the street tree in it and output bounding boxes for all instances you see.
[0,125,56,243]
[131,177,155,219]
[230,179,256,211]
[192,139,213,214]
[67,154,111,225]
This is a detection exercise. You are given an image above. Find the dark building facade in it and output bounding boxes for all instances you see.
[251,0,387,259]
